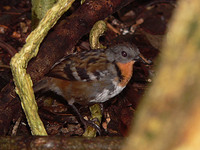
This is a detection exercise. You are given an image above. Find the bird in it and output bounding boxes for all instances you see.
[34,43,143,132]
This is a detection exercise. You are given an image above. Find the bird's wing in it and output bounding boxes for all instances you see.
[47,49,114,81]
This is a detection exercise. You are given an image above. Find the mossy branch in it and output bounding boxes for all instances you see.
[10,0,75,135]
[89,20,107,49]
[83,20,107,137]
[31,0,57,29]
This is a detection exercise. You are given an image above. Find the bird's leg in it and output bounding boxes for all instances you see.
[69,103,101,135]
[99,103,104,114]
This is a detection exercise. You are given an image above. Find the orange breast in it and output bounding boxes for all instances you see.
[116,61,135,87]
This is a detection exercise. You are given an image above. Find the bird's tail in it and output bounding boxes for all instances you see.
[33,77,51,93]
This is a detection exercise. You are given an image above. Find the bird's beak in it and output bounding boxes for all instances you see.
[134,54,152,64]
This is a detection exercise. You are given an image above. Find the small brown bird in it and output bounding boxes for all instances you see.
[34,43,144,131]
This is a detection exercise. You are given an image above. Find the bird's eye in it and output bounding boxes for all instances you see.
[121,51,127,57]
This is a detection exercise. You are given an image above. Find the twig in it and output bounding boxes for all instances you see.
[0,40,17,57]
[11,115,22,136]
[107,23,121,35]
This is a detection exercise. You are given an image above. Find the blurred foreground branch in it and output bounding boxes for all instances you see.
[124,0,200,149]
[0,136,124,150]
